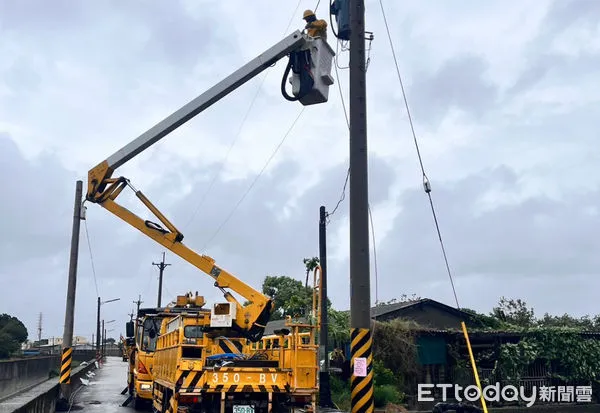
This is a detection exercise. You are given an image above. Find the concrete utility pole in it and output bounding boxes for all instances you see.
[102,320,105,358]
[59,180,83,403]
[153,252,170,307]
[134,295,143,314]
[96,297,101,359]
[318,206,333,408]
[348,0,374,411]
[37,313,43,345]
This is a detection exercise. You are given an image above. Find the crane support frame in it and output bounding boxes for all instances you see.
[86,29,335,342]
[96,183,272,341]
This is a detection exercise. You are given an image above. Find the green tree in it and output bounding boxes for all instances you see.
[375,294,421,307]
[461,307,507,330]
[303,257,320,288]
[301,257,332,309]
[0,314,28,359]
[537,313,599,330]
[262,275,313,320]
[491,297,535,328]
[328,308,350,347]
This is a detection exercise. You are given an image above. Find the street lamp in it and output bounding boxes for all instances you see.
[102,320,117,357]
[97,297,120,358]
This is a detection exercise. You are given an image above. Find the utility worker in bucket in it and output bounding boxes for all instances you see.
[303,9,328,40]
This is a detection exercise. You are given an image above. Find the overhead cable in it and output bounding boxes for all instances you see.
[185,0,305,228]
[378,0,460,309]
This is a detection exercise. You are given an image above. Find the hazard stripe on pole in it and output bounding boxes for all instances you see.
[59,347,73,384]
[350,328,374,413]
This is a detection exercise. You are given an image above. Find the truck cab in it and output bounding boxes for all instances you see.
[128,308,176,409]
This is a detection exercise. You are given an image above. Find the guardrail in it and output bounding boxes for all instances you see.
[0,356,60,401]
[0,358,97,413]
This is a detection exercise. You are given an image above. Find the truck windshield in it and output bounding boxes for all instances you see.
[141,317,163,352]
[184,326,203,338]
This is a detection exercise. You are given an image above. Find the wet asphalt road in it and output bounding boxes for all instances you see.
[71,356,142,413]
[68,357,347,413]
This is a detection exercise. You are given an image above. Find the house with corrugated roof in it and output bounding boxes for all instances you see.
[370,298,476,330]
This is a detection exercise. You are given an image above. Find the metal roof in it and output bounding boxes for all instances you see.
[370,298,472,319]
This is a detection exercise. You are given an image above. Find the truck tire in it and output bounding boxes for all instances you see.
[133,394,144,411]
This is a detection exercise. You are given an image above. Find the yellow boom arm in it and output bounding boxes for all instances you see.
[85,30,334,342]
[87,172,272,341]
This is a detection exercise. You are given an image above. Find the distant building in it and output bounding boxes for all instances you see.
[370,298,476,330]
[263,318,308,336]
[51,336,89,345]
[263,298,476,336]
[24,336,90,350]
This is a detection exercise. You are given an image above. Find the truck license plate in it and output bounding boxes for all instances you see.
[233,406,254,413]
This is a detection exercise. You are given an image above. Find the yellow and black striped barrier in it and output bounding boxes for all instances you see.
[59,347,73,384]
[217,338,243,354]
[350,328,374,413]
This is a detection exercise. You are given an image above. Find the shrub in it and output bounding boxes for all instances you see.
[374,384,403,408]
[330,375,351,411]
[374,359,396,386]
[373,319,419,394]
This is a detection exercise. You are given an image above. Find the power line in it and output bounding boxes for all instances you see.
[83,220,100,298]
[201,107,306,250]
[378,0,460,309]
[327,168,349,220]
[314,0,322,13]
[325,60,350,221]
[368,204,379,307]
[141,265,156,301]
[285,0,304,35]
[185,0,305,228]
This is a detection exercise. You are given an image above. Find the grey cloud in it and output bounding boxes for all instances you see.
[115,1,233,68]
[151,151,396,268]
[506,46,600,98]
[505,0,600,96]
[407,54,498,127]
[0,0,234,78]
[3,57,43,94]
[3,0,599,341]
[378,165,600,289]
[0,134,75,262]
[543,0,600,33]
[0,131,397,337]
[83,154,396,333]
[0,1,89,32]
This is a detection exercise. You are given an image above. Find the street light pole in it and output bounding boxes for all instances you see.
[97,298,120,360]
[103,320,116,358]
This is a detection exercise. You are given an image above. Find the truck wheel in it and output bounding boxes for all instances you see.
[132,395,144,411]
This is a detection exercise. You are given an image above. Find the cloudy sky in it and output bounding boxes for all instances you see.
[1,0,599,341]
